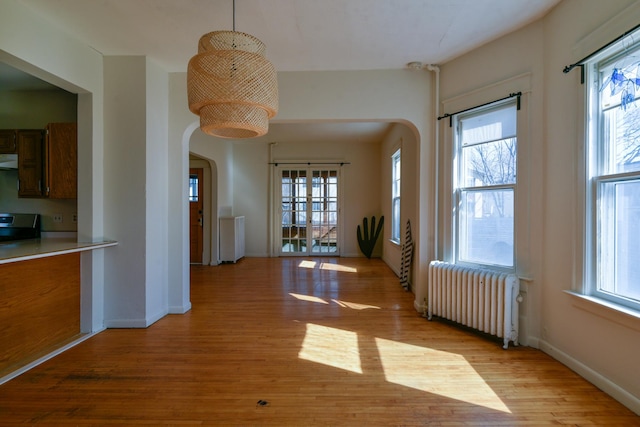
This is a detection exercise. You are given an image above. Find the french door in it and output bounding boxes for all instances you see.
[279,167,340,256]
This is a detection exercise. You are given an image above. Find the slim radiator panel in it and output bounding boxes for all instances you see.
[427,261,520,349]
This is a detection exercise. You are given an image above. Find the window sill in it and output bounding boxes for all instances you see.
[389,239,401,247]
[564,290,640,333]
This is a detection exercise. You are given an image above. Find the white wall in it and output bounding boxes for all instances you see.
[169,69,432,303]
[381,123,419,282]
[103,56,148,326]
[188,132,389,259]
[145,58,170,322]
[240,138,384,257]
[103,56,171,327]
[542,0,640,412]
[439,0,640,413]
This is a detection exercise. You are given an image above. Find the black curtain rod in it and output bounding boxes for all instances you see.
[269,162,350,166]
[437,92,521,127]
[563,22,640,83]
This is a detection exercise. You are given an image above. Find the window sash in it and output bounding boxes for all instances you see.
[454,100,517,269]
[586,31,640,311]
[391,149,401,243]
[457,187,515,267]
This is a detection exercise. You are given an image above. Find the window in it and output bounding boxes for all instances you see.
[585,32,640,311]
[189,173,199,202]
[391,149,401,243]
[454,101,517,268]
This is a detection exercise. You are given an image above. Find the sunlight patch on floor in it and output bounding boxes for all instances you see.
[318,263,358,273]
[297,260,358,273]
[298,260,318,269]
[298,324,362,374]
[289,293,380,310]
[332,299,380,310]
[289,293,329,304]
[374,337,511,413]
[298,324,510,412]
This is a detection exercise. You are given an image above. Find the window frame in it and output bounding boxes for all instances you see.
[584,33,640,312]
[452,99,518,271]
[391,148,401,244]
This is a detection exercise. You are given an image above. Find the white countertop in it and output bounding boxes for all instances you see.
[0,237,117,265]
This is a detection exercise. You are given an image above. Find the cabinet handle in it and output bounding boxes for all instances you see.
[38,180,41,192]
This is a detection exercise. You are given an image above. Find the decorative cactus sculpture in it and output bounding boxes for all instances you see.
[357,215,384,259]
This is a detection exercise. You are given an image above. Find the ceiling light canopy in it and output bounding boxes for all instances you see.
[187,2,278,139]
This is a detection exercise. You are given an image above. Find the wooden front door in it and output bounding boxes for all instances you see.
[189,168,204,264]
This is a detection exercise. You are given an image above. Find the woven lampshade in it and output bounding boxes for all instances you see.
[187,31,278,139]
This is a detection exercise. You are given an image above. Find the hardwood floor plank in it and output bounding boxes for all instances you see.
[0,257,638,425]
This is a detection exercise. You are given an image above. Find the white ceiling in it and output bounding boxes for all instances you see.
[17,0,560,73]
[4,0,561,143]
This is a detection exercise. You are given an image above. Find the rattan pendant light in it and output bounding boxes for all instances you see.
[187,0,278,138]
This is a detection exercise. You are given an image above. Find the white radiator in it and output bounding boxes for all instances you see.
[427,261,521,349]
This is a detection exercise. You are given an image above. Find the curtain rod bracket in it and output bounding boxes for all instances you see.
[563,23,640,79]
[437,92,522,127]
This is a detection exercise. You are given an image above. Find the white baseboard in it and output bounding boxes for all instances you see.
[414,299,428,317]
[105,309,167,328]
[539,340,640,415]
[169,302,192,314]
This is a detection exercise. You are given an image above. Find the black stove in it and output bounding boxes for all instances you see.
[0,213,41,242]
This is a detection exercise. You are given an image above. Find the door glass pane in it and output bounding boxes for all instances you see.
[281,170,307,253]
[310,170,338,253]
[189,174,199,202]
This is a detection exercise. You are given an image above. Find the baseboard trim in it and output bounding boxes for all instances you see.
[414,299,428,317]
[169,302,192,314]
[539,340,640,415]
[105,310,167,328]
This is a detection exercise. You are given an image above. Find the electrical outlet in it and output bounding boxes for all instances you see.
[53,214,63,223]
[72,213,77,223]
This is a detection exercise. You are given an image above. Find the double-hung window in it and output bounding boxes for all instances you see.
[454,101,517,268]
[391,148,401,243]
[585,32,640,311]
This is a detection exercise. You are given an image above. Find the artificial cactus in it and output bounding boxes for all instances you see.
[357,215,384,259]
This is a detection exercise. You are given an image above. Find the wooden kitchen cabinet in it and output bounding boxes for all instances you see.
[17,123,77,199]
[45,122,77,199]
[0,129,17,153]
[17,129,45,197]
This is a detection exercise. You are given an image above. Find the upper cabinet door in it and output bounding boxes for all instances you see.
[17,130,45,198]
[0,130,17,154]
[46,123,77,199]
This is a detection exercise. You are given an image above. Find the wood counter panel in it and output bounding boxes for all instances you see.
[0,252,80,374]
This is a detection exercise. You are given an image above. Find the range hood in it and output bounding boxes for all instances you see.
[0,154,18,170]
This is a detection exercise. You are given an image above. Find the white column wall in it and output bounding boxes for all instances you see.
[145,58,170,322]
[103,56,148,326]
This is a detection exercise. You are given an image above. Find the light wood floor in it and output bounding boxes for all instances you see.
[0,257,638,426]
